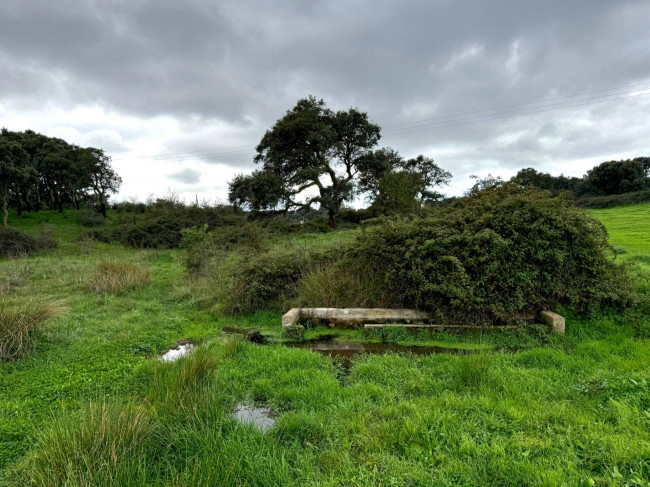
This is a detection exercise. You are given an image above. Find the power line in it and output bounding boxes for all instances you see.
[114,80,650,163]
[383,79,650,128]
[383,90,650,136]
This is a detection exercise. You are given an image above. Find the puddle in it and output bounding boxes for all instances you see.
[160,340,195,362]
[287,339,473,367]
[231,404,276,432]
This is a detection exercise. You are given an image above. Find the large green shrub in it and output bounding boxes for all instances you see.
[114,201,247,249]
[121,219,184,249]
[345,183,635,325]
[218,249,317,314]
[0,226,57,258]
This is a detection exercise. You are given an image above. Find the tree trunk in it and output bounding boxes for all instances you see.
[2,197,8,227]
[328,208,338,229]
[23,188,32,212]
[99,200,107,218]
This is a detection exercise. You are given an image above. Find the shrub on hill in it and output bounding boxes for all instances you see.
[183,184,636,321]
[121,219,185,249]
[338,183,636,325]
[206,248,339,314]
[114,202,248,249]
[575,189,650,209]
[0,226,57,258]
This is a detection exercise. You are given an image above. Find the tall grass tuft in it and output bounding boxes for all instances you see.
[24,401,159,486]
[90,261,150,294]
[149,346,217,407]
[0,295,64,360]
[296,262,387,308]
[454,352,498,391]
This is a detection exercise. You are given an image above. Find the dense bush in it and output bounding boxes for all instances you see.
[183,184,636,321]
[0,226,57,258]
[188,245,338,315]
[215,249,336,314]
[79,208,106,227]
[575,189,650,208]
[121,219,185,249]
[341,184,636,325]
[113,201,247,249]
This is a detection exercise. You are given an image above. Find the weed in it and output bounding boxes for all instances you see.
[24,401,159,486]
[295,262,386,308]
[0,260,34,293]
[90,261,150,294]
[0,295,64,360]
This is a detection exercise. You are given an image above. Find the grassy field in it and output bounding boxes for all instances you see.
[592,202,650,273]
[1,205,649,486]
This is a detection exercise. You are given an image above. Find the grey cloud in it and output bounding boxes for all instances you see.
[1,0,649,197]
[169,168,201,184]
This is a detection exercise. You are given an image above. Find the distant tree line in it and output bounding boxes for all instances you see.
[0,129,121,226]
[511,157,650,198]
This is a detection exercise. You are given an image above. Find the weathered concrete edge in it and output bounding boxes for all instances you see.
[363,324,519,329]
[282,308,301,328]
[283,308,566,334]
[538,310,566,334]
[282,308,433,329]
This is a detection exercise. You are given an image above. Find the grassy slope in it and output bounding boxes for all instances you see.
[592,202,650,274]
[0,206,649,486]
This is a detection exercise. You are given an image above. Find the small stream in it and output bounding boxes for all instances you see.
[286,336,473,367]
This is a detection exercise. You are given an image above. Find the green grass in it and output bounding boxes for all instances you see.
[592,203,650,275]
[0,207,649,486]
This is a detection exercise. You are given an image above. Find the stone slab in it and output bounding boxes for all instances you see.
[538,310,565,334]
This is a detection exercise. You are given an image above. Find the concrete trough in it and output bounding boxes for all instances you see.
[282,308,432,330]
[537,310,566,334]
[282,308,566,334]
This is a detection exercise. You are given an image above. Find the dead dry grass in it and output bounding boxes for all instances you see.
[90,261,150,294]
[0,295,65,360]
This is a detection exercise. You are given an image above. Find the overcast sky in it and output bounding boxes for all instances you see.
[1,0,649,203]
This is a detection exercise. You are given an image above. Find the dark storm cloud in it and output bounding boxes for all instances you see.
[1,0,649,196]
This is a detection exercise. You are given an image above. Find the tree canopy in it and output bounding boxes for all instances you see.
[0,129,121,225]
[511,158,650,198]
[228,96,451,226]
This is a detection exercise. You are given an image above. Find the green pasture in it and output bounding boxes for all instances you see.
[0,205,648,486]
